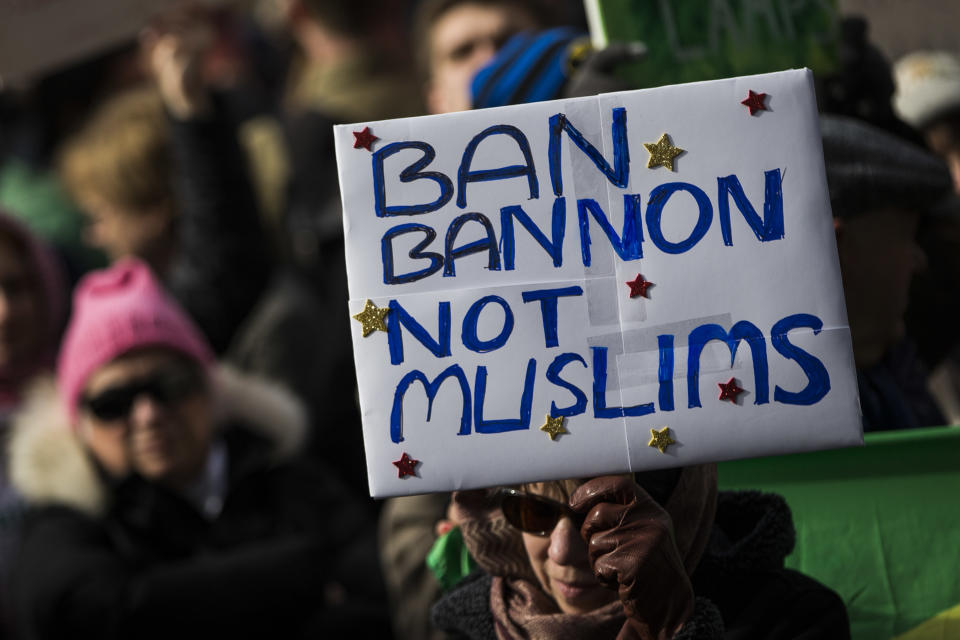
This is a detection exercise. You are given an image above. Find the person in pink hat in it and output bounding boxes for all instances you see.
[7,259,390,639]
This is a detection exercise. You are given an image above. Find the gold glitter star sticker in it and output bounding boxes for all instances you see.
[643,133,684,171]
[352,299,389,337]
[648,426,675,453]
[539,414,567,440]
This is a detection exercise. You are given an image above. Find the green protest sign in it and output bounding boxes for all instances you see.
[585,0,839,88]
[720,426,960,639]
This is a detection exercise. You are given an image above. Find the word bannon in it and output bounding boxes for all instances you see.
[386,287,830,443]
[371,108,784,284]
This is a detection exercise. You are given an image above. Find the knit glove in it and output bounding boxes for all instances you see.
[563,41,648,98]
[570,475,694,640]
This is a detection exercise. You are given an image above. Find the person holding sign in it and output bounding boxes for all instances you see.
[362,59,867,637]
[8,260,387,639]
[431,469,849,639]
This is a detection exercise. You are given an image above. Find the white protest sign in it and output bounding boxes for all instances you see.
[335,69,862,498]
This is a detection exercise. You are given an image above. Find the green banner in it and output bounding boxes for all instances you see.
[590,0,839,88]
[719,427,960,639]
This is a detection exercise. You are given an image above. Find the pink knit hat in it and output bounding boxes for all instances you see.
[57,258,214,423]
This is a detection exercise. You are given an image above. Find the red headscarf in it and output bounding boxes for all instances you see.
[0,210,66,411]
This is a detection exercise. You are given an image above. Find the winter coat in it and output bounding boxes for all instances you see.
[226,268,368,497]
[857,338,946,431]
[8,368,390,640]
[164,105,273,357]
[167,97,369,499]
[431,491,849,640]
[379,493,450,640]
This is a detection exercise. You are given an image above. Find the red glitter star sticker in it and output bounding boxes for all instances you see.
[626,274,653,298]
[392,452,419,478]
[740,90,768,116]
[718,377,745,403]
[353,126,379,151]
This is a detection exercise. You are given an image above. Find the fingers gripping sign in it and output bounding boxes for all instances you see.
[571,476,694,640]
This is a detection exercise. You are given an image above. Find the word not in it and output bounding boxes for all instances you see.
[387,288,829,442]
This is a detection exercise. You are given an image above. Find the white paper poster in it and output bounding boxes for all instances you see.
[334,69,862,498]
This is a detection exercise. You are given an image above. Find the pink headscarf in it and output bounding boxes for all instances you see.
[56,258,214,423]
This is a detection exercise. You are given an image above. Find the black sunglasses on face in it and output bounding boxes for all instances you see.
[81,367,204,422]
[500,489,586,537]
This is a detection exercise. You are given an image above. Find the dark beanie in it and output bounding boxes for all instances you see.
[470,27,586,110]
[820,114,951,218]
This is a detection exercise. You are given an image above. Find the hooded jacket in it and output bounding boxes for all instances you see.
[8,367,387,640]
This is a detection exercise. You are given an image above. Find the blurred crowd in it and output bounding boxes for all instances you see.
[1,0,958,638]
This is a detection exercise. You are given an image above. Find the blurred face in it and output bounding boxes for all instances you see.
[426,3,538,114]
[79,194,175,270]
[837,208,925,368]
[925,119,960,196]
[77,349,212,487]
[0,233,43,369]
[518,483,617,614]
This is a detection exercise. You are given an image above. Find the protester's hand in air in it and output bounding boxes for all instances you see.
[141,5,216,118]
[571,475,693,640]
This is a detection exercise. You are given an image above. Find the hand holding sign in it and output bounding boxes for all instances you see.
[571,475,693,637]
[335,69,862,498]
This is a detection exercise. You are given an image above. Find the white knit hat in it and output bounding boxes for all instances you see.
[893,50,960,129]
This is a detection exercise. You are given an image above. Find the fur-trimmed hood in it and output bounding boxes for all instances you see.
[8,365,308,516]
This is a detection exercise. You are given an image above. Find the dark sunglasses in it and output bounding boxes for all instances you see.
[499,489,585,537]
[81,367,204,422]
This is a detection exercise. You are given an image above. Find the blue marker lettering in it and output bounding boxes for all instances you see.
[521,285,583,348]
[474,358,536,433]
[687,321,769,407]
[548,107,629,197]
[771,313,831,405]
[387,300,451,365]
[373,141,453,217]
[717,169,785,245]
[546,352,588,417]
[457,124,538,209]
[390,365,472,442]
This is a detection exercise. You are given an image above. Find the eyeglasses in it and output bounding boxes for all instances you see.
[81,367,204,422]
[499,489,585,537]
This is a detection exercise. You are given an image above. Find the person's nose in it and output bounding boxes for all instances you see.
[548,515,585,567]
[130,393,165,426]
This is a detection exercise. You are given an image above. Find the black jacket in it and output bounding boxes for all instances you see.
[431,491,849,640]
[9,370,389,640]
[168,102,369,498]
[165,104,273,357]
